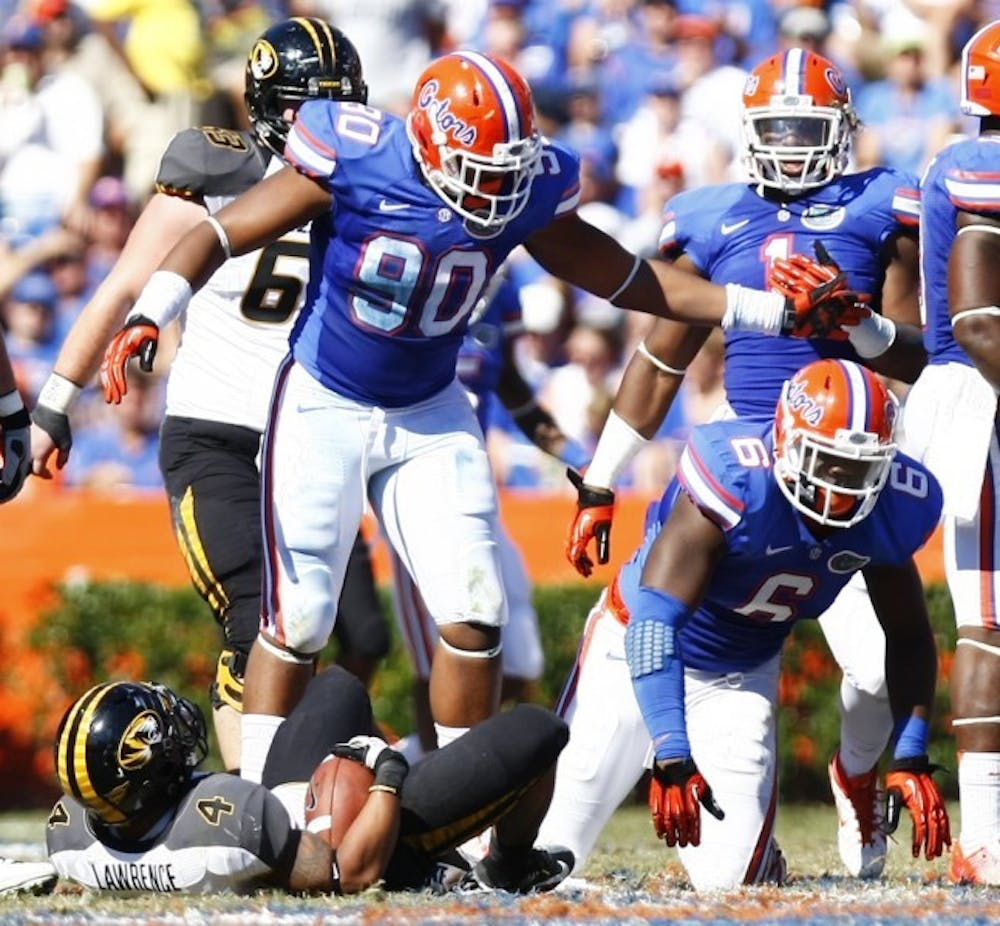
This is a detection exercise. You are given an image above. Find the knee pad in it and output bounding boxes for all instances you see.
[210,647,247,712]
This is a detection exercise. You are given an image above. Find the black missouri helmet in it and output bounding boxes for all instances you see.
[244,17,368,158]
[54,681,208,826]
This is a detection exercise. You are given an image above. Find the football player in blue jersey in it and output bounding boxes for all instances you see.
[390,269,589,763]
[558,48,928,879]
[904,22,1000,886]
[98,49,865,787]
[544,358,949,889]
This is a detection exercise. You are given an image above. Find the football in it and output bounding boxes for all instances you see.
[304,754,374,847]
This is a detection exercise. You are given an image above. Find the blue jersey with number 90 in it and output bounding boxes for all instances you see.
[282,100,581,407]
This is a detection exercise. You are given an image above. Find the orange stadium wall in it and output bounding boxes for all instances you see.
[1,482,945,629]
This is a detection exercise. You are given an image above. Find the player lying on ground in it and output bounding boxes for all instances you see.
[32,668,572,895]
[538,358,950,889]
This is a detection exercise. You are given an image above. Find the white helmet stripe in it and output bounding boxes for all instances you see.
[455,50,521,141]
[840,359,870,431]
[782,47,805,95]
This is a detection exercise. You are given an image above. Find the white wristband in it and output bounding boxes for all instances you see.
[37,372,82,414]
[0,389,24,417]
[722,284,786,336]
[131,270,193,329]
[846,312,896,359]
[952,306,1000,326]
[584,409,649,489]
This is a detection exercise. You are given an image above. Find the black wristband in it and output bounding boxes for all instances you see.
[31,405,72,452]
[1,408,30,430]
[373,749,408,793]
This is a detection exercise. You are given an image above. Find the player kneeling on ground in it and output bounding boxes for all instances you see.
[539,358,950,888]
[35,669,571,895]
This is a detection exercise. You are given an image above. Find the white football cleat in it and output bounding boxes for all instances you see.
[829,749,887,879]
[0,858,58,895]
[949,840,1000,885]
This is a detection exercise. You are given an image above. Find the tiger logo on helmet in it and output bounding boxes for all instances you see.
[406,51,543,232]
[741,48,858,193]
[773,359,898,528]
[960,21,1000,117]
[244,17,368,159]
[54,682,208,826]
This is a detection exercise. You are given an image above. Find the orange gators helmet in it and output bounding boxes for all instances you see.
[773,359,898,528]
[406,51,543,231]
[961,21,1000,117]
[741,48,857,193]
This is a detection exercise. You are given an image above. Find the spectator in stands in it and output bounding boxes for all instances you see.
[0,14,103,237]
[64,370,163,489]
[673,14,747,180]
[854,26,959,176]
[1,271,61,404]
[598,0,679,125]
[85,176,133,290]
[301,0,447,113]
[615,73,720,207]
[81,0,209,199]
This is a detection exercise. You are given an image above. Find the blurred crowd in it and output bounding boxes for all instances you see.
[0,0,994,491]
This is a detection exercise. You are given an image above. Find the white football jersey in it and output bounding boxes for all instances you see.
[154,127,310,432]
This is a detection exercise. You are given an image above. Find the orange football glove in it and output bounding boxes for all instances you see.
[771,242,870,340]
[885,755,951,860]
[648,757,725,848]
[100,315,160,405]
[565,468,615,578]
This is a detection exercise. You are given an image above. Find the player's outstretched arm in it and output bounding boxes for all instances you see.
[565,309,707,576]
[864,559,950,860]
[525,213,862,336]
[99,168,332,409]
[495,337,588,470]
[949,211,1000,392]
[627,491,727,844]
[31,193,207,477]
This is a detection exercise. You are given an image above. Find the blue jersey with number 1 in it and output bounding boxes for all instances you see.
[617,418,941,672]
[659,168,919,419]
[282,100,580,407]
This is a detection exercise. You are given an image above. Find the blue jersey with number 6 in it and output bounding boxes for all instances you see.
[617,418,941,672]
[282,100,580,407]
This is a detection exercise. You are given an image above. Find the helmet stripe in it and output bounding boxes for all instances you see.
[783,47,805,95]
[454,50,521,142]
[839,360,870,431]
[293,16,328,70]
[57,683,126,822]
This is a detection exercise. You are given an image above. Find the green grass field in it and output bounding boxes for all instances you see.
[3,800,994,925]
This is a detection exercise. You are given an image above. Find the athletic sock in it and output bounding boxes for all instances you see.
[240,713,285,783]
[837,676,892,777]
[958,752,1000,851]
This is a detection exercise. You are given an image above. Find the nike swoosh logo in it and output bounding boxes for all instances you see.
[379,200,409,212]
[765,544,794,556]
[721,219,750,235]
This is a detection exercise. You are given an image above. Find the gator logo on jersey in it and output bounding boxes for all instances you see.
[827,550,871,574]
[249,40,279,81]
[117,711,163,770]
[417,79,478,146]
[800,205,846,231]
